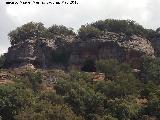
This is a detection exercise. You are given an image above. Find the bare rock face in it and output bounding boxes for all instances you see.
[4,32,155,69]
[69,32,155,69]
[3,38,56,68]
[122,35,155,57]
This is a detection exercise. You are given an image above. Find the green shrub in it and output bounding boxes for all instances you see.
[144,94,160,119]
[96,59,132,80]
[78,25,102,40]
[8,22,46,45]
[55,72,106,119]
[8,22,75,46]
[95,59,140,97]
[105,98,140,120]
[140,57,160,84]
[0,84,37,120]
[96,59,119,80]
[47,25,75,38]
[91,19,155,38]
[15,103,82,120]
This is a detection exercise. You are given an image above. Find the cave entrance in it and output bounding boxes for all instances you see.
[81,59,96,72]
[32,61,41,68]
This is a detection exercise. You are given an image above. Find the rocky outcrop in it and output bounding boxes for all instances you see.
[69,32,155,69]
[3,35,76,69]
[3,38,56,68]
[151,36,160,57]
[4,32,155,69]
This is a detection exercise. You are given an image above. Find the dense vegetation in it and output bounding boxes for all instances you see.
[8,22,47,45]
[78,19,158,40]
[8,22,75,45]
[47,25,75,39]
[0,58,160,120]
[8,19,160,45]
[3,19,160,119]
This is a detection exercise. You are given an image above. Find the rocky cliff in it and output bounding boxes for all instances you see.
[150,35,160,57]
[3,38,56,68]
[69,32,155,69]
[3,35,75,69]
[3,32,155,70]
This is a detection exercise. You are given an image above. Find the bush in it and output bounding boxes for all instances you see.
[2,56,160,119]
[95,59,140,97]
[96,59,119,80]
[15,70,42,92]
[0,72,82,120]
[96,59,132,80]
[78,19,156,39]
[91,19,155,38]
[95,74,139,98]
[55,72,106,119]
[0,84,37,120]
[8,22,75,46]
[105,98,140,120]
[15,103,82,120]
[47,25,75,38]
[8,22,46,45]
[78,25,102,40]
[140,57,160,84]
[144,94,160,119]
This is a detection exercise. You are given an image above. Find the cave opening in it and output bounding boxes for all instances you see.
[81,59,96,72]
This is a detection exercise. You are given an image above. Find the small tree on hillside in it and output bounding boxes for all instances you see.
[47,25,75,38]
[78,25,102,40]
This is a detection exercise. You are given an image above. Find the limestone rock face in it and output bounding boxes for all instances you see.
[122,35,155,57]
[4,32,155,69]
[69,32,155,69]
[4,38,56,68]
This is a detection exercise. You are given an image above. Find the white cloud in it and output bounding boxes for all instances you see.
[0,46,7,55]
[0,0,160,54]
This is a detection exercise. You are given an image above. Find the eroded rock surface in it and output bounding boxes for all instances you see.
[4,32,155,69]
[4,38,56,68]
[69,32,155,69]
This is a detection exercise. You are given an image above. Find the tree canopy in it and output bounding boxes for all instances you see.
[47,25,75,38]
[8,22,47,45]
[8,22,75,45]
[78,19,156,39]
[8,19,160,45]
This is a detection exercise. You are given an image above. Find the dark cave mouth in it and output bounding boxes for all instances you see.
[81,59,96,72]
